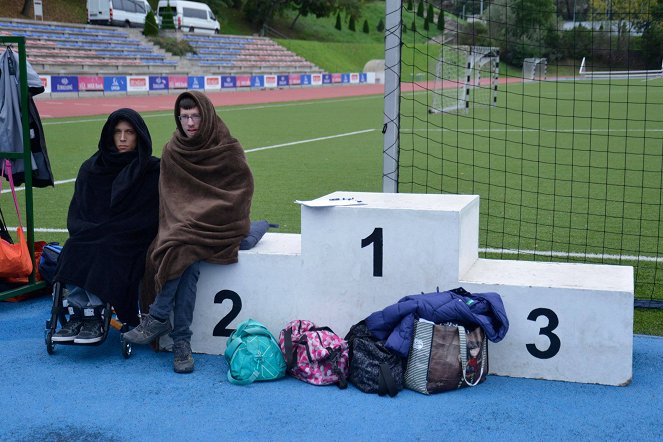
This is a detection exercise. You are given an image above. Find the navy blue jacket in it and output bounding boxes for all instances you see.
[365,288,509,357]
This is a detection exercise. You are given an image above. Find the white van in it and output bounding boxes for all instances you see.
[157,0,220,34]
[87,0,152,28]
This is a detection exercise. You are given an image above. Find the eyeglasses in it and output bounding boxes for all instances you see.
[178,114,201,122]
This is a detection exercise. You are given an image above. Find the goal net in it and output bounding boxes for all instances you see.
[523,58,547,81]
[430,45,499,114]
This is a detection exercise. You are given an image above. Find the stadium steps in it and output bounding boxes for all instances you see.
[0,17,184,75]
[0,17,323,76]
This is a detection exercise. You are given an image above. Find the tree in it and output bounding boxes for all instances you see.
[590,0,653,33]
[144,10,159,36]
[377,18,385,32]
[20,0,30,17]
[485,0,557,64]
[363,19,369,33]
[240,0,362,31]
[407,0,414,11]
[411,19,417,31]
[437,9,444,31]
[423,17,430,31]
[349,15,356,31]
[417,0,424,17]
[335,12,342,30]
[160,0,176,30]
[427,4,435,22]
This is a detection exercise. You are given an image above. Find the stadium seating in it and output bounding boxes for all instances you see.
[0,18,322,76]
[0,18,181,75]
[182,34,322,74]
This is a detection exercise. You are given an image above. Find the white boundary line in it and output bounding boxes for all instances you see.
[481,247,663,263]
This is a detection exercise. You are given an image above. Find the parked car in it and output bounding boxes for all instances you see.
[156,0,221,34]
[87,0,152,28]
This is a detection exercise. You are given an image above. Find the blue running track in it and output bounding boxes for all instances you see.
[2,295,662,441]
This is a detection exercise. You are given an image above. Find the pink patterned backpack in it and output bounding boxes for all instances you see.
[278,319,349,388]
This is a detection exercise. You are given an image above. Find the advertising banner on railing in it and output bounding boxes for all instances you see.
[350,73,360,84]
[332,74,343,84]
[300,74,312,86]
[322,74,332,85]
[311,74,322,86]
[168,75,188,89]
[264,75,277,88]
[127,76,149,92]
[277,75,289,87]
[79,76,104,91]
[149,76,169,91]
[104,76,127,92]
[205,76,221,90]
[221,76,236,89]
[51,76,78,93]
[39,76,51,94]
[251,75,264,88]
[236,75,251,87]
[188,76,204,90]
[289,74,301,86]
[340,74,350,84]
[363,72,373,84]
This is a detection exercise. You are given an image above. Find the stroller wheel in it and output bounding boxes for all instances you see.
[45,331,55,355]
[121,335,132,359]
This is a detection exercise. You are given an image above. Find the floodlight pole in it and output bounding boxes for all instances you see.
[383,0,402,193]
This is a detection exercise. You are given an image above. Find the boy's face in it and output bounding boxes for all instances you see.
[179,106,201,137]
[114,120,137,153]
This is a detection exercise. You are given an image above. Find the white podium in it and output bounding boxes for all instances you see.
[174,191,633,386]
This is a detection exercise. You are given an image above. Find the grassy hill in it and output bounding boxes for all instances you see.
[1,1,445,73]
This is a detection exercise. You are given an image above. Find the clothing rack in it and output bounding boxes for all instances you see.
[0,36,46,300]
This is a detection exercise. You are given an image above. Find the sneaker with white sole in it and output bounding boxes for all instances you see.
[173,340,194,374]
[122,314,172,345]
[52,317,84,342]
[74,318,104,344]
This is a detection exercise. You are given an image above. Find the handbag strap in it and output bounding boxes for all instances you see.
[458,326,485,387]
[377,362,399,397]
[1,160,23,227]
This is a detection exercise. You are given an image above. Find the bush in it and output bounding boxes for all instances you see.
[148,36,195,56]
[437,10,444,31]
[349,15,356,32]
[407,0,413,11]
[416,1,424,18]
[335,12,342,31]
[427,4,435,22]
[411,19,416,32]
[363,19,369,34]
[377,18,384,32]
[143,10,159,36]
[423,17,429,31]
[160,0,176,30]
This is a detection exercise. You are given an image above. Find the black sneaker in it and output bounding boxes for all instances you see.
[173,340,194,374]
[52,317,84,342]
[122,314,172,345]
[74,318,104,344]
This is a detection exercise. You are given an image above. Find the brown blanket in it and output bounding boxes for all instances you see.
[141,91,254,308]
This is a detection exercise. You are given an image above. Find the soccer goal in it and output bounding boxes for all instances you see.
[523,58,547,81]
[429,45,499,114]
[579,57,663,79]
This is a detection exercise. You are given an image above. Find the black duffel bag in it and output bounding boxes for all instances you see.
[345,320,405,397]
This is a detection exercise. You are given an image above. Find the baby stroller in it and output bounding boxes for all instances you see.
[45,281,133,358]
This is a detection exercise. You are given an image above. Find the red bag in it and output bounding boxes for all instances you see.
[0,160,33,279]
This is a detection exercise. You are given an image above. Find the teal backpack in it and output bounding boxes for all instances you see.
[224,319,287,385]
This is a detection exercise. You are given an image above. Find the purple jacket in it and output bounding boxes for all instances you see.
[365,288,509,357]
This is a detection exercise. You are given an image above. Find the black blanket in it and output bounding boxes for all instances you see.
[55,108,160,325]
